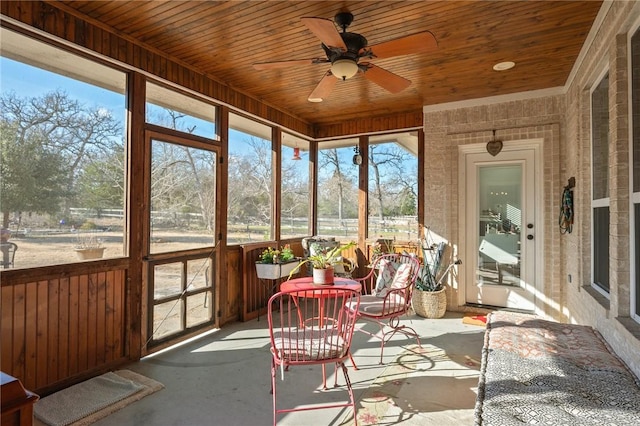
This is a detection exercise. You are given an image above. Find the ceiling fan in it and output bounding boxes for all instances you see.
[253,11,438,102]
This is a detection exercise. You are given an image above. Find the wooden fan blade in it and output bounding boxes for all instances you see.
[364,31,437,59]
[253,58,328,70]
[301,17,347,50]
[308,71,337,102]
[362,63,411,93]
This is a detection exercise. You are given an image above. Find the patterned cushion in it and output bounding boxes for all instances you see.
[390,263,412,289]
[376,262,412,298]
[374,259,399,297]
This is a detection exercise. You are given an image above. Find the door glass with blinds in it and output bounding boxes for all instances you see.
[463,147,537,312]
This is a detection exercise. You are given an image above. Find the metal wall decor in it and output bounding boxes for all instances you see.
[486,130,503,156]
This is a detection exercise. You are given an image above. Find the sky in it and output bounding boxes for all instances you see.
[1,55,415,188]
[1,57,125,113]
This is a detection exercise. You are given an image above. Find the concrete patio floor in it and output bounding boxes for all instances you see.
[93,311,487,426]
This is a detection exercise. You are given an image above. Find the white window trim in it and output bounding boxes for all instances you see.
[628,18,640,322]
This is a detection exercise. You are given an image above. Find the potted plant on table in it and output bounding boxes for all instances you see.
[255,244,299,280]
[289,241,356,285]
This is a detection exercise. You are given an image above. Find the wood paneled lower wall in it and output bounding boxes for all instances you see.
[0,239,417,395]
[1,264,128,395]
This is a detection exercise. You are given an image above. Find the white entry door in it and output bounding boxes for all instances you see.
[461,143,540,311]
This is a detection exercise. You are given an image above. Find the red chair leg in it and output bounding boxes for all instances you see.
[271,358,277,426]
[339,361,358,426]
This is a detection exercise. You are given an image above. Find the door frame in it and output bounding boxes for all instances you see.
[457,139,544,312]
[141,129,222,354]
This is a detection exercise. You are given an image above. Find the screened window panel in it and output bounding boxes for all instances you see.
[0,28,127,268]
[317,142,359,240]
[227,113,273,244]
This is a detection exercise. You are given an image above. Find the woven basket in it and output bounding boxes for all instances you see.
[412,287,447,319]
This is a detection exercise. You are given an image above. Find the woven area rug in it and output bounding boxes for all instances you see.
[341,345,481,425]
[34,370,163,426]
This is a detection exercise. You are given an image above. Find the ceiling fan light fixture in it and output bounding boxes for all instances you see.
[331,58,359,80]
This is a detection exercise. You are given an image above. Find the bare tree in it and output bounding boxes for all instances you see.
[281,156,309,228]
[319,149,347,221]
[146,109,217,230]
[0,90,122,227]
[368,144,411,222]
[227,136,272,230]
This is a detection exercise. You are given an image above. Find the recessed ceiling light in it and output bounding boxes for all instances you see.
[308,97,323,103]
[493,61,515,71]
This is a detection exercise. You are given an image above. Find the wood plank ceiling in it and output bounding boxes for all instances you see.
[56,1,602,128]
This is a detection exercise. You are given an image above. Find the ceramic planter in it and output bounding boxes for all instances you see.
[312,267,334,285]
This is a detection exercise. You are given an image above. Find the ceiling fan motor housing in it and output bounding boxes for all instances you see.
[334,12,354,31]
[253,10,438,99]
[329,12,368,65]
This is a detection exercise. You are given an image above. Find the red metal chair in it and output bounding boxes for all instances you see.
[350,253,422,365]
[267,287,360,426]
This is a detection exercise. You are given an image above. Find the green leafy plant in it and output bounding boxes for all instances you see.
[258,244,295,264]
[288,241,356,278]
[416,242,445,291]
[371,239,394,262]
[416,262,442,291]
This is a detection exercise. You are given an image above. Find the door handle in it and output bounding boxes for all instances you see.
[527,234,534,240]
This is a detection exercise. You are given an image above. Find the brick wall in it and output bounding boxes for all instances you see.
[423,1,640,378]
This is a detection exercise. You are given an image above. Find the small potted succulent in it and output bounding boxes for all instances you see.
[255,244,299,279]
